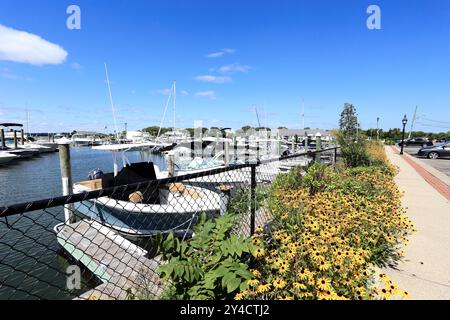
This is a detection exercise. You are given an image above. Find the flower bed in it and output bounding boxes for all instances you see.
[239,142,415,300]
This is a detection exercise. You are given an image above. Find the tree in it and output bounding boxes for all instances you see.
[277,126,288,130]
[339,103,359,142]
[337,103,370,167]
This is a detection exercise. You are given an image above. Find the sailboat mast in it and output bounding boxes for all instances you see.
[25,104,30,138]
[104,62,119,141]
[173,80,176,135]
[300,98,305,131]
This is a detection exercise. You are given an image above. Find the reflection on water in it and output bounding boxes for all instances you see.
[0,147,166,299]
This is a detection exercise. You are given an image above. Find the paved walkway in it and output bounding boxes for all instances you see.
[384,146,450,299]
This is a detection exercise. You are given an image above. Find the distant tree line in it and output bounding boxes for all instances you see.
[363,128,450,141]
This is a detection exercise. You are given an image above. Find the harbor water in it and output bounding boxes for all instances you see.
[0,147,166,299]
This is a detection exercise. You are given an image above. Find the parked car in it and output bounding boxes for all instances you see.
[417,142,450,159]
[398,138,433,147]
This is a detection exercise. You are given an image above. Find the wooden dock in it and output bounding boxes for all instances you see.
[57,219,164,300]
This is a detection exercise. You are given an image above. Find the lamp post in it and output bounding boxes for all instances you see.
[376,117,380,141]
[400,115,408,155]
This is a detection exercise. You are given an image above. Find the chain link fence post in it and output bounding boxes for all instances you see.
[250,163,257,236]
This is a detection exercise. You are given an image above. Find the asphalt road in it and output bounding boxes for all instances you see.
[403,147,450,178]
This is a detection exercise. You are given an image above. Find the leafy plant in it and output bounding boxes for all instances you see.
[152,212,255,300]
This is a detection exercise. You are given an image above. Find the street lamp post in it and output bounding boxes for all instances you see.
[400,115,408,155]
[376,117,380,141]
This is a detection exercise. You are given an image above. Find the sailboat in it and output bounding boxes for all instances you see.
[71,73,226,237]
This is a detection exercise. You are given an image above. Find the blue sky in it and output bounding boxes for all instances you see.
[0,0,450,133]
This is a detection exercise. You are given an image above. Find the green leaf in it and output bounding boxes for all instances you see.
[226,277,241,294]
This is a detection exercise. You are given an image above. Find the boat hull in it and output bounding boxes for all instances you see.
[73,184,227,237]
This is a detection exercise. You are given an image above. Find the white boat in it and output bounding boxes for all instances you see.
[72,145,227,237]
[0,147,39,159]
[21,143,52,153]
[72,133,102,147]
[30,141,58,153]
[0,152,18,165]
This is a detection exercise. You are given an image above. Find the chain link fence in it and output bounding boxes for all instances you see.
[0,147,339,300]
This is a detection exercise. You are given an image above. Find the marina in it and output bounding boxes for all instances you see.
[1,0,449,304]
[0,136,334,300]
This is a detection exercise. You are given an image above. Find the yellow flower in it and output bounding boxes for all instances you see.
[253,247,265,259]
[377,288,391,300]
[317,277,332,291]
[247,279,259,287]
[297,268,312,281]
[251,269,261,278]
[318,260,331,271]
[252,238,261,246]
[234,292,245,300]
[278,263,288,274]
[293,282,307,290]
[273,278,287,289]
[256,283,271,293]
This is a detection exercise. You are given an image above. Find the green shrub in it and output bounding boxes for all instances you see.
[152,212,255,300]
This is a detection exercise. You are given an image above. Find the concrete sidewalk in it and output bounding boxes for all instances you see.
[384,146,450,299]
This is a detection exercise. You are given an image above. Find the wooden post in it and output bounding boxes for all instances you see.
[0,129,5,148]
[334,147,338,164]
[256,140,260,160]
[224,140,230,166]
[168,153,175,177]
[291,137,295,154]
[232,133,237,161]
[20,129,25,145]
[315,133,322,151]
[13,130,18,149]
[58,138,75,224]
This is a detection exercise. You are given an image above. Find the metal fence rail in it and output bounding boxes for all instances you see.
[0,147,339,300]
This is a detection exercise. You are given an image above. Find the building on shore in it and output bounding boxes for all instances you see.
[276,128,335,142]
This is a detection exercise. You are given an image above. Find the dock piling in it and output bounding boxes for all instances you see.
[0,129,5,148]
[20,129,25,145]
[168,153,175,177]
[224,140,230,166]
[315,132,322,151]
[13,130,18,149]
[57,138,75,223]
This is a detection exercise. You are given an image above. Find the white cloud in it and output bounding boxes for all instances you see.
[195,75,232,84]
[205,48,236,58]
[217,63,251,74]
[195,91,216,100]
[181,90,189,96]
[0,24,68,66]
